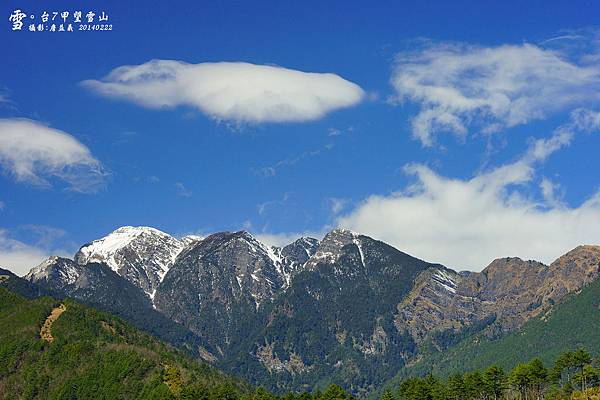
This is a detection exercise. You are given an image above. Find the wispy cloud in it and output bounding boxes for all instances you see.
[82,60,365,124]
[0,118,107,193]
[336,111,600,269]
[255,143,334,178]
[391,36,600,145]
[328,197,349,215]
[0,91,9,104]
[174,182,192,197]
[328,128,343,137]
[19,225,66,249]
[257,192,291,216]
[328,126,354,137]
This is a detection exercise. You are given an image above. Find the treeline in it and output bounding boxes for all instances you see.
[387,347,599,400]
[209,385,356,400]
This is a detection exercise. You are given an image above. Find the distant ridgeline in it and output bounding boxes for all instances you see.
[2,226,600,398]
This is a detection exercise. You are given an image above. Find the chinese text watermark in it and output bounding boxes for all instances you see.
[9,9,112,32]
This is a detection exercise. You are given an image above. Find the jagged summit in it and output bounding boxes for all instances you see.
[281,236,319,268]
[306,228,365,267]
[181,234,204,247]
[25,256,80,287]
[74,226,185,298]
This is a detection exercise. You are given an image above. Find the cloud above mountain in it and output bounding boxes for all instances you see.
[0,230,53,276]
[0,119,106,192]
[391,38,600,145]
[82,60,365,123]
[337,110,600,269]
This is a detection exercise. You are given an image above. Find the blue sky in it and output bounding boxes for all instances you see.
[2,0,600,274]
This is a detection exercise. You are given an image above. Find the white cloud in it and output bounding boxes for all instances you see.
[83,60,365,123]
[0,119,106,192]
[572,107,600,131]
[392,40,600,145]
[336,113,600,270]
[0,230,53,276]
[0,226,74,276]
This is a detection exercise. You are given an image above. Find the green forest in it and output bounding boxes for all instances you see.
[391,348,600,400]
[1,283,599,400]
[0,286,360,400]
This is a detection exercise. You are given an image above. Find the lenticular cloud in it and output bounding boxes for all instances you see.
[83,60,365,123]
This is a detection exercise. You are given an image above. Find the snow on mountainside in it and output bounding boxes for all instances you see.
[181,235,205,247]
[307,228,361,268]
[74,226,185,298]
[26,256,81,287]
[153,230,322,353]
[281,237,319,276]
[26,226,318,304]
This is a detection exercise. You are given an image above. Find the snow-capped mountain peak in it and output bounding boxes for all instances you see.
[25,256,80,286]
[74,226,185,297]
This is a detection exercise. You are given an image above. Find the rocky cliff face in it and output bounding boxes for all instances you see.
[280,237,319,284]
[26,256,153,310]
[230,229,439,395]
[281,237,319,265]
[153,231,306,356]
[394,245,600,345]
[74,226,186,299]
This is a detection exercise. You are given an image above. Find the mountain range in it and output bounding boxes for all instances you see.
[3,225,599,397]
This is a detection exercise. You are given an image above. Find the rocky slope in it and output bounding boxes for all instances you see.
[14,225,600,396]
[74,226,187,298]
[382,266,600,397]
[154,230,307,357]
[26,256,154,311]
[25,256,213,358]
[394,245,600,346]
[223,229,442,395]
[0,267,52,299]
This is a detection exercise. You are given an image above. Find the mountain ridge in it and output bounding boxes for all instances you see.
[10,225,600,396]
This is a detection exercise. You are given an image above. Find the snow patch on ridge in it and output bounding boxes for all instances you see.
[432,269,457,294]
[353,237,366,268]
